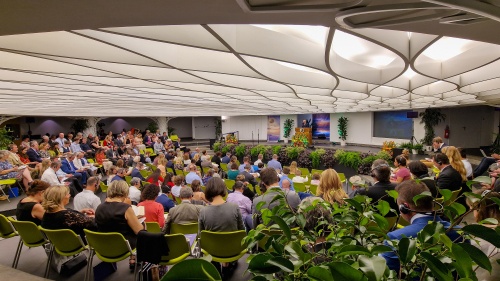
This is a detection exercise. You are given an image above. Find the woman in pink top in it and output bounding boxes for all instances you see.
[391,155,411,184]
[137,184,165,228]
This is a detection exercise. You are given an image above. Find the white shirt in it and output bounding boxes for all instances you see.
[292,176,308,183]
[254,159,263,165]
[73,190,101,211]
[73,157,84,170]
[41,168,61,186]
[462,159,473,178]
[129,185,141,203]
[171,185,182,198]
[55,137,67,147]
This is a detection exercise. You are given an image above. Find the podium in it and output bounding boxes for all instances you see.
[295,128,312,146]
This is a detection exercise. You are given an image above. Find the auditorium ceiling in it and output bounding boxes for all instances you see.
[0,0,499,116]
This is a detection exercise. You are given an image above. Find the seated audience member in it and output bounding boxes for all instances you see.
[156,157,167,178]
[211,152,222,167]
[111,168,126,183]
[199,177,245,278]
[279,168,295,190]
[146,169,164,187]
[227,163,240,180]
[73,176,101,212]
[458,147,473,180]
[129,177,142,204]
[153,138,165,154]
[38,143,51,159]
[350,164,398,216]
[61,153,86,184]
[381,180,463,273]
[0,149,35,191]
[317,169,348,205]
[239,164,258,188]
[105,145,120,164]
[235,175,256,200]
[442,146,468,183]
[202,169,215,186]
[164,187,203,233]
[80,137,94,155]
[185,164,202,184]
[347,175,366,198]
[408,161,438,197]
[253,153,264,166]
[433,153,463,191]
[162,172,174,188]
[310,173,321,185]
[16,180,49,225]
[95,148,106,165]
[238,157,253,173]
[27,141,43,163]
[467,189,500,281]
[171,175,184,198]
[255,162,265,173]
[432,136,447,153]
[61,140,71,154]
[156,185,175,212]
[289,161,299,175]
[227,181,252,230]
[138,184,165,228]
[281,178,305,201]
[130,162,146,181]
[221,152,231,164]
[267,154,283,173]
[49,142,61,158]
[41,185,97,241]
[95,180,144,269]
[252,168,301,226]
[70,137,83,153]
[292,169,308,183]
[390,155,411,184]
[191,180,209,204]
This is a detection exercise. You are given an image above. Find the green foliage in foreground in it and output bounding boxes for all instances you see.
[243,188,500,281]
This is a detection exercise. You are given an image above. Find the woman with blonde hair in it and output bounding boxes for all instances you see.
[41,185,97,240]
[316,169,348,205]
[39,158,52,178]
[289,161,299,175]
[442,146,467,181]
[157,157,167,178]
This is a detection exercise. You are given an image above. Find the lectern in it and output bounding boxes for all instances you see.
[295,128,312,145]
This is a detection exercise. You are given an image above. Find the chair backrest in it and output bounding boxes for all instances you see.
[309,184,318,195]
[146,222,162,233]
[167,167,175,174]
[40,227,86,256]
[224,179,235,190]
[311,169,324,177]
[338,173,347,183]
[163,234,190,262]
[84,229,133,261]
[125,176,132,185]
[0,214,17,238]
[200,230,247,258]
[87,159,95,164]
[202,166,210,175]
[140,169,151,178]
[161,259,221,281]
[170,222,198,235]
[294,182,307,193]
[10,219,47,247]
[299,167,310,177]
[99,181,108,193]
[170,135,179,142]
[220,163,228,172]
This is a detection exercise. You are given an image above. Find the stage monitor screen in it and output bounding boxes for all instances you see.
[373,111,413,139]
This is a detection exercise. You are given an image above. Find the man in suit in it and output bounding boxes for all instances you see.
[27,141,43,163]
[433,153,462,191]
[221,152,231,164]
[164,187,203,233]
[380,180,463,273]
[61,153,86,185]
[349,162,398,216]
[105,145,119,164]
[432,136,448,153]
[252,167,300,227]
[130,162,146,181]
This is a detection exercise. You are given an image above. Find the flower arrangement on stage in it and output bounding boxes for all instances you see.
[291,132,309,147]
[225,134,238,144]
[382,141,396,153]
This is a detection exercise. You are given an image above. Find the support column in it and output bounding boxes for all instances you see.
[80,117,103,137]
[151,117,176,135]
[0,115,20,126]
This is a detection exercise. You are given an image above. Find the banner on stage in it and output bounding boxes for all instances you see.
[267,115,280,142]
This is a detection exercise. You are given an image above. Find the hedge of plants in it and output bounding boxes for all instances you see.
[213,142,392,173]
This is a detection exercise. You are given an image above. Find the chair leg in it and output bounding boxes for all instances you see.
[86,250,95,281]
[44,244,54,278]
[12,239,22,268]
[0,185,11,202]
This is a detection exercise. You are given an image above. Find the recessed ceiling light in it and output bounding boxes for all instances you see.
[422,37,474,61]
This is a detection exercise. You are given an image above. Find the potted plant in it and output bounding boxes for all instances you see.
[419,108,446,150]
[283,119,294,144]
[413,143,424,154]
[0,126,13,150]
[338,116,348,146]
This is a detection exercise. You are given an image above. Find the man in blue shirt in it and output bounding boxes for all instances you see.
[238,156,254,173]
[380,180,463,273]
[279,167,294,191]
[156,185,175,212]
[185,164,202,184]
[221,152,231,164]
[60,153,86,185]
[266,154,282,172]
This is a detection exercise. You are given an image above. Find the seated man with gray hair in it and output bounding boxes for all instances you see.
[128,177,142,204]
[164,187,203,233]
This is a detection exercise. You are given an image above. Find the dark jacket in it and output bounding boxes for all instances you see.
[436,165,462,191]
[27,148,43,162]
[351,181,398,216]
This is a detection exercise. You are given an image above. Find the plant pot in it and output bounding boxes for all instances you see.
[340,140,346,146]
[412,149,418,155]
[283,138,288,144]
[425,146,432,152]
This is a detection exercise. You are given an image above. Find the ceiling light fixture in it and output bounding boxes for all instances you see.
[422,37,474,61]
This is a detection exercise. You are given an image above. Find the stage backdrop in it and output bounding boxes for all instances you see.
[267,115,280,142]
[312,113,330,138]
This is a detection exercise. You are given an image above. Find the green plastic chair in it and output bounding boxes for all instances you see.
[220,163,228,172]
[99,181,108,193]
[161,259,221,281]
[0,215,20,267]
[140,169,151,178]
[145,148,156,157]
[159,234,191,265]
[170,222,198,235]
[299,167,310,177]
[146,222,162,233]
[202,166,210,176]
[294,182,307,193]
[199,230,247,263]
[166,167,175,174]
[309,184,318,195]
[224,179,235,190]
[40,227,89,280]
[84,229,137,277]
[311,169,324,177]
[125,175,132,185]
[10,219,50,276]
[0,178,17,202]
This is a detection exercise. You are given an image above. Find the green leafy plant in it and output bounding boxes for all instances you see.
[285,146,304,160]
[283,118,294,139]
[338,116,348,141]
[213,142,221,152]
[398,142,413,149]
[167,126,175,136]
[145,121,158,133]
[419,108,446,145]
[250,145,267,157]
[272,145,282,155]
[334,149,361,169]
[0,126,13,150]
[70,119,90,134]
[309,149,326,169]
[214,118,222,140]
[221,144,233,155]
[235,143,247,158]
[413,143,423,151]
